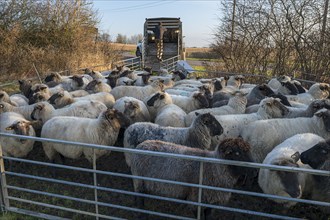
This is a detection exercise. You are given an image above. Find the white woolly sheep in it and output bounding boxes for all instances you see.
[258,133,324,207]
[110,80,164,101]
[131,138,257,219]
[85,79,112,93]
[170,92,209,114]
[240,109,330,163]
[30,101,107,124]
[116,77,136,86]
[185,91,247,126]
[41,109,130,163]
[226,75,244,88]
[0,90,22,106]
[0,112,36,157]
[213,97,289,144]
[123,112,224,166]
[285,99,330,118]
[0,101,37,120]
[286,83,329,105]
[146,92,187,127]
[113,96,151,124]
[48,90,115,109]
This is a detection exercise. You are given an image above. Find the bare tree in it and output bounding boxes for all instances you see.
[212,0,330,81]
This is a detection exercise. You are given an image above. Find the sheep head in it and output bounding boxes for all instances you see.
[5,120,34,143]
[194,112,223,137]
[70,75,84,88]
[260,97,289,118]
[301,140,330,169]
[257,84,275,97]
[48,91,65,105]
[193,92,209,108]
[103,108,131,129]
[272,154,302,199]
[217,137,257,185]
[281,81,298,95]
[314,109,330,132]
[124,101,140,118]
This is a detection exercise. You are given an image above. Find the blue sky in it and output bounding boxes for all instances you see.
[92,1,222,47]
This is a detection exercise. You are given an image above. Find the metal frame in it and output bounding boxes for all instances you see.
[160,55,180,72]
[0,133,328,220]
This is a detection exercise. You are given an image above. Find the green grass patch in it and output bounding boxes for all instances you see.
[0,212,39,220]
[189,65,208,78]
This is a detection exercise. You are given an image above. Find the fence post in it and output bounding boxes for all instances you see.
[197,161,204,220]
[92,149,99,220]
[0,143,9,212]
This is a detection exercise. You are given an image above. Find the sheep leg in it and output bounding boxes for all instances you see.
[134,180,148,220]
[135,195,148,220]
[203,207,213,220]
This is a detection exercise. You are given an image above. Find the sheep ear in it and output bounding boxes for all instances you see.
[97,81,102,84]
[18,80,23,85]
[160,94,165,99]
[291,152,300,162]
[315,109,327,117]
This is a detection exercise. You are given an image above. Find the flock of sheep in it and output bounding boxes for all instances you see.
[0,64,329,219]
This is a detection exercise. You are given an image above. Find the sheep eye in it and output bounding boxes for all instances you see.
[321,149,328,154]
[203,120,209,125]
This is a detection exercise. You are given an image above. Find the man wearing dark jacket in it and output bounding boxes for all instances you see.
[154,22,167,61]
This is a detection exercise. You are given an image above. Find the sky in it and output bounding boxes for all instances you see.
[92,0,222,47]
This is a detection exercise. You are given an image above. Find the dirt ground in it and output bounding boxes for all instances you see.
[4,134,330,220]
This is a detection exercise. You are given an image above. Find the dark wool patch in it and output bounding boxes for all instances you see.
[218,137,251,153]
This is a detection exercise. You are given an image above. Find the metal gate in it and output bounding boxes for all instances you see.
[0,133,329,220]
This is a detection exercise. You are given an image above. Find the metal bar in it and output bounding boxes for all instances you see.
[7,196,123,220]
[5,169,330,207]
[197,161,204,220]
[7,185,301,220]
[6,207,69,220]
[7,187,194,220]
[92,149,99,220]
[0,143,9,211]
[0,133,329,176]
[33,63,42,83]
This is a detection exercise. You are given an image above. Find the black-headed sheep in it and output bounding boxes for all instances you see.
[185,91,247,126]
[113,96,151,124]
[123,112,223,166]
[301,138,330,214]
[30,101,107,124]
[146,92,187,127]
[258,133,324,207]
[130,138,257,219]
[240,109,330,163]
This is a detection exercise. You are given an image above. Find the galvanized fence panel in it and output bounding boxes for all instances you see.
[0,133,328,220]
[160,55,180,72]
